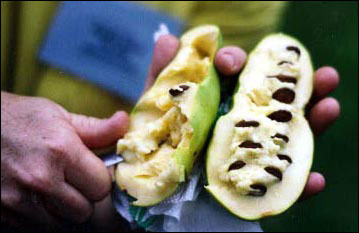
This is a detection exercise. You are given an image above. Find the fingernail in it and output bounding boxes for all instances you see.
[113,111,129,121]
[222,54,235,69]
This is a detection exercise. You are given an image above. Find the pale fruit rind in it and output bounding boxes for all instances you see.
[206,34,314,220]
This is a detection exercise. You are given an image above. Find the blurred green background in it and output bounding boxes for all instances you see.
[261,1,358,232]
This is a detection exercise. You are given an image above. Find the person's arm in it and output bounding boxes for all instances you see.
[1,91,129,230]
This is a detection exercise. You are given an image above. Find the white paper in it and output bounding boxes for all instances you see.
[112,164,262,232]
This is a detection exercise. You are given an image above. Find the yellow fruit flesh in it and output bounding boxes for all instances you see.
[206,34,314,219]
[116,26,220,206]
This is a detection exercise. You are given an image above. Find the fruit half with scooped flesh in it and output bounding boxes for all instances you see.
[115,25,221,206]
[206,34,314,220]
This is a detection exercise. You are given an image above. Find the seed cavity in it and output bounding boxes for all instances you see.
[277,154,292,164]
[239,140,262,149]
[271,133,289,143]
[264,167,283,181]
[267,110,292,122]
[235,120,260,128]
[272,88,295,104]
[248,184,267,197]
[267,74,297,84]
[286,46,301,57]
[278,60,294,66]
[228,160,246,171]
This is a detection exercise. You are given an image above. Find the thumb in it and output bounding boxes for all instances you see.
[67,111,129,148]
[144,34,180,91]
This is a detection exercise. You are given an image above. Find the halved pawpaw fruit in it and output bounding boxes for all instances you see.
[206,34,314,220]
[115,25,222,206]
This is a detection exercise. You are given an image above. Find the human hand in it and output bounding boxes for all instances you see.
[88,34,341,230]
[1,92,129,228]
[145,35,340,201]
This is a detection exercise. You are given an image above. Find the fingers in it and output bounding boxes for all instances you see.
[91,194,125,231]
[309,97,340,134]
[307,66,340,134]
[144,40,247,91]
[68,111,129,148]
[2,140,99,225]
[8,159,95,224]
[144,35,180,91]
[215,46,247,76]
[1,186,90,226]
[314,66,340,99]
[1,184,59,227]
[42,183,93,224]
[64,138,111,202]
[1,186,30,221]
[300,172,326,201]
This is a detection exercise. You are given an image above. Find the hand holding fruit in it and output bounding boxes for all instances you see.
[145,33,340,201]
[1,92,129,227]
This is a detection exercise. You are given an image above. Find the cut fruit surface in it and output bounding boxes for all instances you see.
[206,34,314,220]
[115,25,221,206]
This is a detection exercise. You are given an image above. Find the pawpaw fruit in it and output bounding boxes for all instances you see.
[206,34,314,220]
[115,25,221,206]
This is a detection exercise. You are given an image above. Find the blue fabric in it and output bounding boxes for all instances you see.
[39,1,184,104]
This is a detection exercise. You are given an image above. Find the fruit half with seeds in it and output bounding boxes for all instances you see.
[115,25,221,206]
[206,34,314,220]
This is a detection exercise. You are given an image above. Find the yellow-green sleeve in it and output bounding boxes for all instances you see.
[12,1,59,96]
[35,68,132,118]
[143,1,288,51]
[1,1,13,91]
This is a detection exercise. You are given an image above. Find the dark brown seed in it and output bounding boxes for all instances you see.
[248,184,267,197]
[228,161,246,171]
[179,85,190,90]
[277,154,292,164]
[265,167,283,181]
[278,61,294,66]
[267,110,292,122]
[267,74,297,84]
[169,89,183,96]
[235,120,260,128]
[272,88,295,104]
[271,133,289,143]
[158,140,166,147]
[239,140,262,149]
[286,46,301,57]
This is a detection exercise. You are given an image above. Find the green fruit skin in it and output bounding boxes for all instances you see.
[178,64,221,175]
